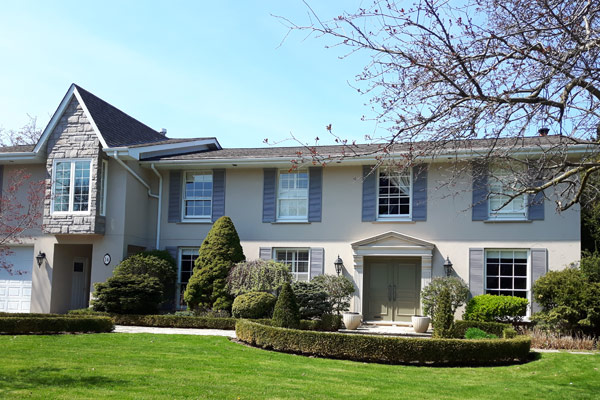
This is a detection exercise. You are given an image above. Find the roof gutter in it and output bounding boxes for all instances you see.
[150,163,162,250]
[112,151,159,199]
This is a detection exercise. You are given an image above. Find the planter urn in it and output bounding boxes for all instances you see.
[411,316,431,333]
[342,312,362,330]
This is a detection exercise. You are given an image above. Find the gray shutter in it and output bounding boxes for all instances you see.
[310,247,324,279]
[469,248,485,297]
[472,162,489,221]
[262,168,276,223]
[412,165,427,221]
[531,248,548,313]
[308,167,322,222]
[259,247,272,260]
[528,184,545,220]
[211,169,226,222]
[362,165,377,222]
[165,246,178,262]
[0,165,3,213]
[168,170,182,223]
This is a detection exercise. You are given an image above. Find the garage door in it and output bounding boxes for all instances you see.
[0,247,33,313]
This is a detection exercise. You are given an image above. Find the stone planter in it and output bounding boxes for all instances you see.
[342,312,362,330]
[411,316,431,333]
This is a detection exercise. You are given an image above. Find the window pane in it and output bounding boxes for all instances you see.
[486,250,529,299]
[275,249,309,281]
[184,172,213,217]
[53,162,71,212]
[378,169,411,217]
[277,171,308,219]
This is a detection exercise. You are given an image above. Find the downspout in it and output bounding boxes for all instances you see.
[112,151,159,199]
[150,163,162,250]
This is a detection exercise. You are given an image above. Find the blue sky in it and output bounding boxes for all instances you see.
[0,1,377,148]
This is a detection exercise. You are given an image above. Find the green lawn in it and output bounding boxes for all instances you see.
[0,334,598,399]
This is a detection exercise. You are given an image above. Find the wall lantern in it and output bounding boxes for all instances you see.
[443,256,453,277]
[334,255,344,276]
[36,251,46,268]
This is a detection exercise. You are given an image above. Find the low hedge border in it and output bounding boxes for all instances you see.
[0,316,114,334]
[236,319,532,366]
[452,320,510,338]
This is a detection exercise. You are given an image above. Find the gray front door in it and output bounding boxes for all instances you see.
[365,258,421,322]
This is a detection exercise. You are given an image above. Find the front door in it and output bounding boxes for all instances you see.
[70,257,90,310]
[365,258,420,322]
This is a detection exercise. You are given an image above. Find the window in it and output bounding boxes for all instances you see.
[178,248,199,308]
[378,168,411,218]
[275,249,309,281]
[52,160,92,213]
[98,160,108,216]
[183,171,212,219]
[277,170,309,220]
[485,250,528,298]
[489,169,527,219]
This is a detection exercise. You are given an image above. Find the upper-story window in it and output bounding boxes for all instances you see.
[98,160,108,216]
[183,171,213,219]
[489,169,527,220]
[378,168,412,219]
[52,159,91,213]
[277,170,308,221]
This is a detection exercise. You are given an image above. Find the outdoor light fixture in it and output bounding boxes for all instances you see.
[36,251,46,268]
[443,256,453,277]
[334,255,344,276]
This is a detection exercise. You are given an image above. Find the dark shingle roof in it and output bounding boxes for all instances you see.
[149,135,581,161]
[75,85,167,147]
[126,138,217,148]
[0,144,35,153]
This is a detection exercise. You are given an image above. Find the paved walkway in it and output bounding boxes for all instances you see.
[114,325,236,338]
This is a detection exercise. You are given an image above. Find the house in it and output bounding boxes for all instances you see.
[0,84,582,321]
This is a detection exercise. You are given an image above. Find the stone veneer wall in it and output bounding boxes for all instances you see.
[42,97,105,234]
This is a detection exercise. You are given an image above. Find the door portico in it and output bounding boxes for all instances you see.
[351,231,435,316]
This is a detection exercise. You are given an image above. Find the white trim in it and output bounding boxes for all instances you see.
[99,160,108,217]
[181,170,213,221]
[105,139,221,161]
[50,158,93,215]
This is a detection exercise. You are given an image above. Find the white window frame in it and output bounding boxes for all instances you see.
[51,158,92,215]
[488,169,528,220]
[182,171,213,221]
[274,248,310,282]
[484,248,531,316]
[376,167,413,220]
[98,160,108,217]
[276,169,309,221]
[177,247,199,309]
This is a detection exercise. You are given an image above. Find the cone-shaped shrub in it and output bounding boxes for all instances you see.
[184,216,245,311]
[272,282,300,329]
[432,286,454,338]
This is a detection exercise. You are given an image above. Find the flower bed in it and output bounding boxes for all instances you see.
[0,315,114,334]
[236,319,531,366]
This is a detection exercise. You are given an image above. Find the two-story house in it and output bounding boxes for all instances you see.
[0,84,582,322]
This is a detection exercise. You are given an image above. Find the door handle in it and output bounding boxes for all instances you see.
[388,285,392,302]
[393,285,397,301]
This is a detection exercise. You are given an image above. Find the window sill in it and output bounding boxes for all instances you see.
[373,219,415,224]
[484,219,532,223]
[50,212,91,216]
[180,219,213,224]
[272,220,311,224]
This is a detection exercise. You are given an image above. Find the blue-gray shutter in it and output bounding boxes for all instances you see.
[168,171,182,223]
[528,183,545,220]
[0,165,3,213]
[362,165,377,222]
[211,169,226,222]
[262,168,276,223]
[412,165,427,221]
[472,162,489,221]
[469,248,485,297]
[531,248,548,313]
[310,248,324,279]
[259,247,272,260]
[308,167,322,222]
[165,246,178,263]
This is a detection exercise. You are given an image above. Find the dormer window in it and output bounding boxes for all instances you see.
[52,159,92,213]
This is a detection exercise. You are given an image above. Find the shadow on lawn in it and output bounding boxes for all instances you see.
[0,366,125,391]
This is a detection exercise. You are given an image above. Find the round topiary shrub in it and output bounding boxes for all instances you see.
[463,294,528,323]
[272,282,300,329]
[232,292,277,319]
[114,254,177,304]
[91,274,163,314]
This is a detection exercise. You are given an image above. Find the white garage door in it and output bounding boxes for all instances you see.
[0,247,33,313]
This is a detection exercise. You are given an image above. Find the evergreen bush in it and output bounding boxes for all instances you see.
[272,282,301,329]
[464,327,498,339]
[432,286,454,338]
[184,216,245,312]
[227,259,291,297]
[292,281,332,319]
[91,274,163,314]
[114,254,177,304]
[463,294,529,323]
[421,277,469,319]
[231,291,277,319]
[311,274,355,314]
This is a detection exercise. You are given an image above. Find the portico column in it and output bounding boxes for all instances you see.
[420,255,432,312]
[353,255,364,313]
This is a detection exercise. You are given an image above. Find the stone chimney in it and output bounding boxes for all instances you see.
[538,127,549,137]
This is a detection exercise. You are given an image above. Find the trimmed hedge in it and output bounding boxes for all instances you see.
[452,320,510,338]
[464,294,528,323]
[236,320,532,366]
[0,316,114,334]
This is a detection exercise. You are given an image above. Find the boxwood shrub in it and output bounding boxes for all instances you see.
[452,320,510,338]
[235,320,531,366]
[0,316,114,334]
[231,292,276,319]
[463,294,528,323]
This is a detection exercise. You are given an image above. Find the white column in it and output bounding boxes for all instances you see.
[352,255,364,314]
[420,255,433,313]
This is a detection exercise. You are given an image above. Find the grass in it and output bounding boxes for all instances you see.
[0,334,598,399]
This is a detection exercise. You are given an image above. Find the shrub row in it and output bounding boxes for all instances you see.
[0,316,114,334]
[452,320,510,338]
[236,320,531,366]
